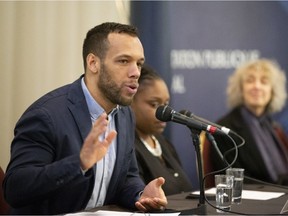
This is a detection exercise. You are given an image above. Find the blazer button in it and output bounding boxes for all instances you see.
[174,173,179,177]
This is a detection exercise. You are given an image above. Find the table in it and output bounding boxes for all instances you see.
[88,184,288,215]
[167,184,288,215]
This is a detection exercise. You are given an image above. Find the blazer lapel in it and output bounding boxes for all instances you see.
[67,77,92,142]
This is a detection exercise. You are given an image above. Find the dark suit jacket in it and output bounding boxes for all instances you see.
[210,106,288,184]
[3,76,145,215]
[135,133,193,195]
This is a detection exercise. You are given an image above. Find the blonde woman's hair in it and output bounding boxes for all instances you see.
[227,58,287,113]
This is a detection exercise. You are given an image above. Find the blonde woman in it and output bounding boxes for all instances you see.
[209,58,288,185]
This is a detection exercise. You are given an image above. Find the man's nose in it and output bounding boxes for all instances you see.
[129,64,141,78]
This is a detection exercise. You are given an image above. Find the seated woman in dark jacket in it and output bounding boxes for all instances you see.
[131,65,193,195]
[205,58,288,186]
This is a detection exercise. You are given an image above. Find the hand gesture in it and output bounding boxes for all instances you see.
[80,113,117,171]
[135,177,167,212]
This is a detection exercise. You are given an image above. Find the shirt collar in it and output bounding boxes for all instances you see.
[81,77,104,122]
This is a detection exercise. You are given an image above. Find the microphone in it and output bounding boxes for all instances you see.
[179,109,231,135]
[155,105,226,135]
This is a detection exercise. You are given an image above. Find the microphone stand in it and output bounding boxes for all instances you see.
[181,128,207,215]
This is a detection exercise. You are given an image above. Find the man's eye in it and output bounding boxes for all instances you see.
[119,59,128,64]
[137,63,143,69]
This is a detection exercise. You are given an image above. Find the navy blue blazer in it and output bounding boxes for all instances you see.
[3,76,145,215]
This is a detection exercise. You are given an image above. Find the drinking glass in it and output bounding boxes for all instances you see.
[215,174,234,213]
[226,168,245,204]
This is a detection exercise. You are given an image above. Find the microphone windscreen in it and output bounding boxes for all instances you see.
[155,105,173,122]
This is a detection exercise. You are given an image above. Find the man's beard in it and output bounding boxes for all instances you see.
[98,63,133,106]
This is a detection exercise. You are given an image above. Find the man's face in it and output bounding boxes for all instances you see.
[98,33,145,106]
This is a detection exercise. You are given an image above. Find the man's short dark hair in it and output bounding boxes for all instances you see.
[82,22,139,71]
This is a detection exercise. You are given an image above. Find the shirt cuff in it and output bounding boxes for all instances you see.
[137,190,143,201]
[80,167,89,175]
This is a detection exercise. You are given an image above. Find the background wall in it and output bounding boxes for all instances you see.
[0,1,130,171]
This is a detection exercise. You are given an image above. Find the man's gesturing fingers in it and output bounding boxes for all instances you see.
[80,113,117,170]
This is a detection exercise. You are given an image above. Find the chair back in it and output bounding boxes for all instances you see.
[0,166,10,214]
[201,133,215,188]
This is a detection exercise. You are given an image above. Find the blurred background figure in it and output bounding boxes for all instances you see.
[131,65,193,195]
[205,58,288,186]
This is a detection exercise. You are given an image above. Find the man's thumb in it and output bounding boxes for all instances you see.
[156,177,165,187]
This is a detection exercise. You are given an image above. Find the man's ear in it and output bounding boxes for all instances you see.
[86,53,100,74]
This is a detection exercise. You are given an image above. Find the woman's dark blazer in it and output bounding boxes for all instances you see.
[210,106,288,184]
[134,133,193,195]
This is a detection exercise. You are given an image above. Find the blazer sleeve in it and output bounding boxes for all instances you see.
[3,92,93,214]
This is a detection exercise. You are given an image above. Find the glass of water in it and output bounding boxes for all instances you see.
[226,168,245,204]
[215,174,234,213]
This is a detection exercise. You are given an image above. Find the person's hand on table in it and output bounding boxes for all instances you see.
[135,177,167,212]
